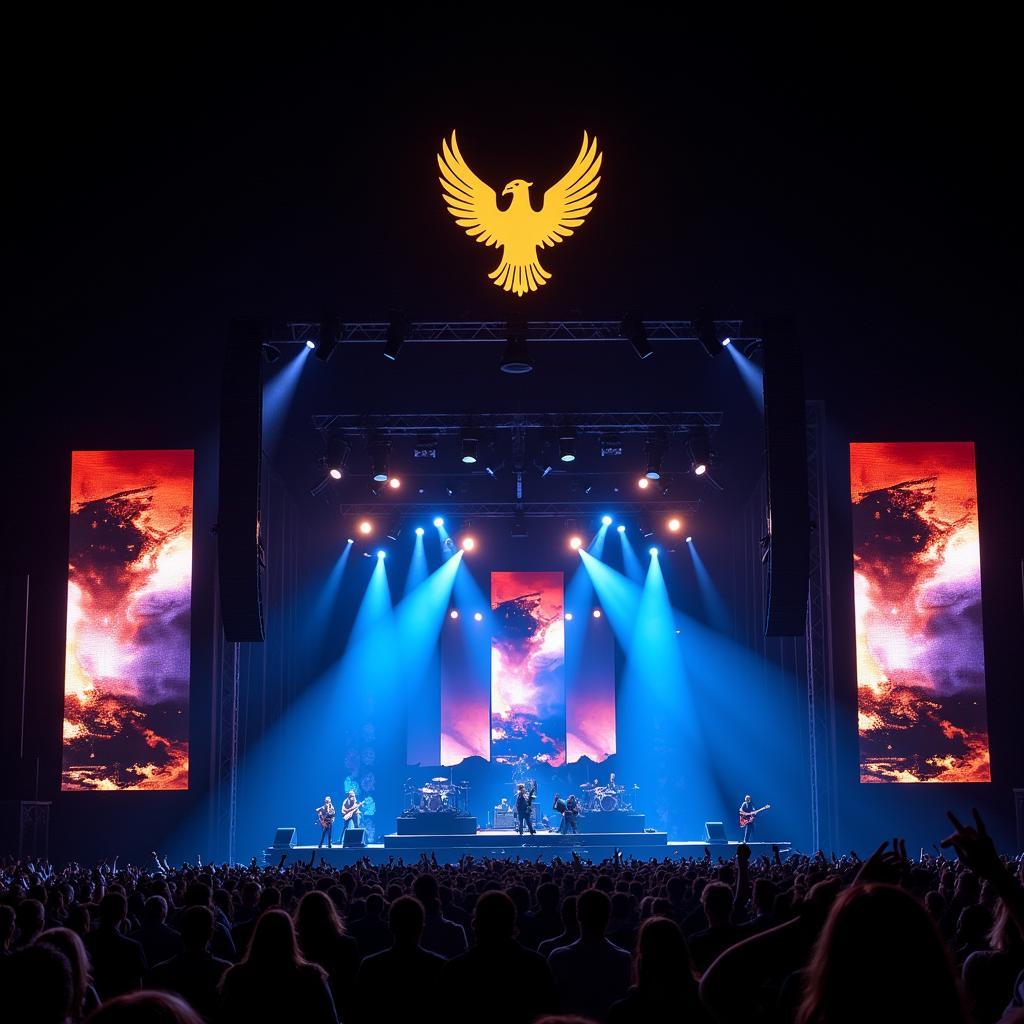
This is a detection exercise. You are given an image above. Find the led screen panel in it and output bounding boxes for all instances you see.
[491,571,566,766]
[851,442,990,782]
[63,450,194,791]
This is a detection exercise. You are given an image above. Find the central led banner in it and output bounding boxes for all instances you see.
[490,571,566,766]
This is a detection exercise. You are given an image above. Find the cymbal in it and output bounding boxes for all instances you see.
[431,776,449,783]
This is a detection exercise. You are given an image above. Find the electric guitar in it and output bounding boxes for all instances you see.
[316,807,336,829]
[739,803,770,828]
[342,799,366,822]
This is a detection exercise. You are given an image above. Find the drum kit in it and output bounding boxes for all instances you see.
[579,780,636,814]
[404,776,470,816]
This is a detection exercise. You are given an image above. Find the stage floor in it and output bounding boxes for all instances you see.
[265,833,791,866]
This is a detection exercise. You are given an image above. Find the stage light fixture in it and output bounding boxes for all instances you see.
[641,526,654,538]
[305,338,317,350]
[620,312,653,359]
[485,465,496,477]
[316,313,341,363]
[262,343,281,364]
[461,433,479,464]
[617,524,626,533]
[569,536,583,550]
[637,477,650,490]
[433,516,444,527]
[450,609,459,619]
[511,514,528,538]
[721,336,732,347]
[541,464,554,478]
[473,611,484,621]
[558,430,577,463]
[383,316,406,361]
[386,525,402,541]
[649,546,659,556]
[565,612,574,621]
[462,536,476,551]
[388,477,401,489]
[500,319,533,374]
[413,437,438,459]
[326,434,351,480]
[358,520,373,535]
[371,442,391,483]
[668,517,682,532]
[688,432,712,477]
[346,537,354,545]
[592,608,602,618]
[644,441,664,480]
[377,549,386,558]
[601,515,613,526]
[415,526,424,536]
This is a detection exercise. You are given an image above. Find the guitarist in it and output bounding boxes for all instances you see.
[515,780,537,836]
[341,790,362,831]
[315,796,336,848]
[738,794,766,843]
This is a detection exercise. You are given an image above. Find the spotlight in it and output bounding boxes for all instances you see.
[433,517,444,527]
[569,536,582,550]
[461,433,479,464]
[415,527,425,537]
[358,520,372,535]
[668,517,682,532]
[637,477,650,490]
[565,612,574,621]
[592,609,602,618]
[346,537,354,544]
[500,318,533,374]
[558,430,577,463]
[641,526,654,538]
[316,313,341,363]
[450,609,459,619]
[485,465,496,477]
[685,535,693,543]
[649,546,659,556]
[326,434,351,481]
[473,611,484,622]
[371,442,391,483]
[620,312,653,359]
[383,316,406,361]
[305,338,317,350]
[462,537,476,551]
[644,441,664,480]
[601,515,613,526]
[721,336,732,347]
[688,432,712,477]
[262,343,281,364]
[388,477,401,489]
[413,440,438,459]
[541,465,554,478]
[376,550,386,558]
[386,525,401,541]
[617,524,626,533]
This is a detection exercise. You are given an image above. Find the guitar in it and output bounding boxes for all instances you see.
[316,807,335,829]
[739,803,770,828]
[342,799,366,822]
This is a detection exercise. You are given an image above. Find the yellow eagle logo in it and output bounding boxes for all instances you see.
[438,131,602,296]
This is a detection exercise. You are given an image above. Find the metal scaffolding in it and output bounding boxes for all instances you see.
[272,320,753,347]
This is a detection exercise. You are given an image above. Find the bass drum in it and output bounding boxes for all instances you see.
[426,793,443,813]
[599,792,619,812]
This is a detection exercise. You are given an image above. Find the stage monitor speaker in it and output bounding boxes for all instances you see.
[342,828,366,848]
[762,315,810,636]
[272,827,296,849]
[704,821,727,844]
[218,319,266,642]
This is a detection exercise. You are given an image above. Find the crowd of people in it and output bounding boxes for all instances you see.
[0,809,1021,1024]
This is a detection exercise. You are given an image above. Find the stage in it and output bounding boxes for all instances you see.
[265,831,792,866]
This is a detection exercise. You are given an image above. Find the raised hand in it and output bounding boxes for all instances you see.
[941,809,1002,879]
[854,839,909,886]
